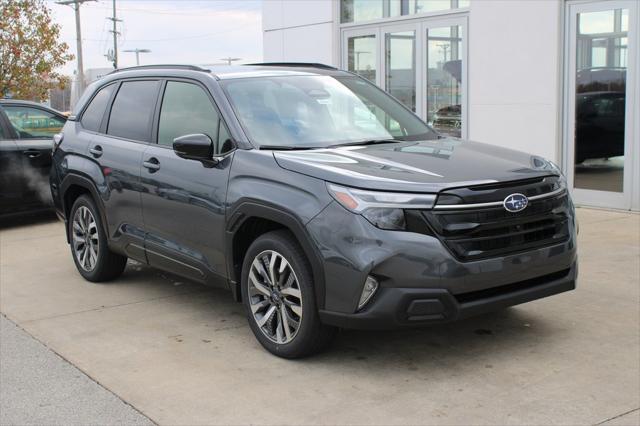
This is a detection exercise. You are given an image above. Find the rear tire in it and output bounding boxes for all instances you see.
[241,230,336,358]
[68,195,127,282]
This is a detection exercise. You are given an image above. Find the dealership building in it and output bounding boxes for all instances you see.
[262,0,639,211]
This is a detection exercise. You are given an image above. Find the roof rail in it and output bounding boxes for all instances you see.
[245,62,338,70]
[108,64,211,75]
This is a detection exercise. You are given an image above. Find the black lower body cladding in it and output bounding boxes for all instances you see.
[306,201,577,329]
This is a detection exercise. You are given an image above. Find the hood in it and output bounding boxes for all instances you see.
[273,139,559,193]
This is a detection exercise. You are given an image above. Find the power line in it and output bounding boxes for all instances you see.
[115,26,249,43]
[86,1,259,17]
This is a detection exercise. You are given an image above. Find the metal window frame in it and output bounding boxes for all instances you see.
[561,0,638,211]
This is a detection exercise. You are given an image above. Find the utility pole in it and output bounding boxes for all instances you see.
[220,57,241,65]
[107,0,122,69]
[55,0,95,98]
[123,49,151,66]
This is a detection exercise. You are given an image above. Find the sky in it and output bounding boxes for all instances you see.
[47,0,263,76]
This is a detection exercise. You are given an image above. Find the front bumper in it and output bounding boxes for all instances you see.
[319,262,576,329]
[306,201,578,329]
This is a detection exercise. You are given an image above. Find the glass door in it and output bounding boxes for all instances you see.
[422,17,467,138]
[382,24,420,115]
[564,1,638,210]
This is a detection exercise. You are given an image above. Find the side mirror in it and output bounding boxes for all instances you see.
[173,134,216,164]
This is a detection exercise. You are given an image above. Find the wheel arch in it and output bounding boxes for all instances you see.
[226,201,326,309]
[60,174,109,244]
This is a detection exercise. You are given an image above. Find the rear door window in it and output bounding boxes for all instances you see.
[107,80,160,142]
[3,106,66,138]
[81,83,117,132]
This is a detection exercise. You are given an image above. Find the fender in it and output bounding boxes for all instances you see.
[59,173,110,245]
[225,200,326,309]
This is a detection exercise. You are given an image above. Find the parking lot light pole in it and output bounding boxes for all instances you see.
[123,48,151,66]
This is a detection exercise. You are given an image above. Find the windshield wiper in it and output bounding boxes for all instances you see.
[327,139,402,148]
[258,145,323,150]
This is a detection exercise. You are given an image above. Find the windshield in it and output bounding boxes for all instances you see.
[221,75,437,148]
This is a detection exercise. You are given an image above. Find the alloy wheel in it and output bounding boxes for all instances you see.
[247,250,303,344]
[72,206,99,272]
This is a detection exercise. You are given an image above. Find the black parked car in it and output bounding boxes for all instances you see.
[575,67,626,164]
[432,104,461,137]
[0,99,66,218]
[50,64,577,358]
[575,91,625,164]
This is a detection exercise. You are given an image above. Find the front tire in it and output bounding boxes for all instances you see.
[241,230,335,358]
[68,195,127,282]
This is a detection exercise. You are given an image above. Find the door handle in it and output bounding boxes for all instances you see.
[89,145,103,158]
[143,158,161,172]
[23,149,41,158]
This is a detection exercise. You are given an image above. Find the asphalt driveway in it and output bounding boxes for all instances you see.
[1,208,638,425]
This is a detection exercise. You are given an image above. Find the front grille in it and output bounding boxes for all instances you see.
[422,177,571,261]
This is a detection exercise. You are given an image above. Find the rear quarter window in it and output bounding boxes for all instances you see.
[81,83,117,132]
[107,80,160,142]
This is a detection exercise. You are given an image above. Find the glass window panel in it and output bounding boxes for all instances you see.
[347,35,377,83]
[415,0,452,14]
[615,37,628,68]
[579,10,614,35]
[385,31,416,112]
[341,0,467,23]
[341,0,383,23]
[591,39,607,67]
[574,9,628,193]
[388,0,401,17]
[3,106,66,138]
[426,25,463,137]
[621,9,628,32]
[158,81,220,151]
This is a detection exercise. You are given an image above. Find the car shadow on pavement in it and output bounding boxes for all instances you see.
[137,262,565,368]
[0,210,58,230]
[321,308,556,368]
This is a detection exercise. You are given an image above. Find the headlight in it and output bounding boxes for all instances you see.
[327,183,436,230]
[549,161,565,177]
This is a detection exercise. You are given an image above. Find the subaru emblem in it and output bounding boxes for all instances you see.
[503,193,528,213]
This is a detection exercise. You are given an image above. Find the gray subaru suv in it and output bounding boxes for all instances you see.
[50,63,577,358]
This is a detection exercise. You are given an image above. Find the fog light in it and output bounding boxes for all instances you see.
[358,276,379,310]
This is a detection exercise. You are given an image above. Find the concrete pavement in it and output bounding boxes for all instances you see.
[0,315,152,425]
[0,208,638,425]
